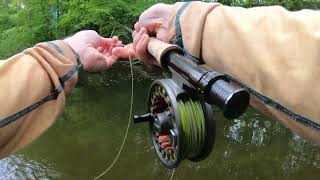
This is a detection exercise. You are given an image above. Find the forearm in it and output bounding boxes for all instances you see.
[0,40,80,157]
[168,2,320,143]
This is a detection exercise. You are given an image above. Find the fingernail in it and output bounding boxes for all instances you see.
[112,36,118,42]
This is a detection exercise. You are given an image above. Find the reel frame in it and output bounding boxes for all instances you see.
[138,77,216,169]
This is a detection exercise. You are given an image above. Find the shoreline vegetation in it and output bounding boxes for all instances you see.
[1,0,320,59]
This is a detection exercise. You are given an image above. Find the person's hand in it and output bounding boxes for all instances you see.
[132,3,175,64]
[64,30,123,72]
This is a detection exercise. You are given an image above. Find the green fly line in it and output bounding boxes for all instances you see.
[178,98,206,158]
[94,25,175,180]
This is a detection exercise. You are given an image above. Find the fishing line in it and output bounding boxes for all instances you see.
[110,21,134,34]
[94,47,134,180]
[177,97,206,158]
[110,26,115,37]
[95,24,177,180]
[170,169,175,180]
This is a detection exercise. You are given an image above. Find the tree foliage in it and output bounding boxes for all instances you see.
[217,0,320,10]
[0,0,320,59]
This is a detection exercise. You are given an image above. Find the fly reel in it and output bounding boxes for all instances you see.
[133,38,250,169]
[134,79,215,168]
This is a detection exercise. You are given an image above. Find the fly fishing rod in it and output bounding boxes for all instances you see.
[133,38,250,168]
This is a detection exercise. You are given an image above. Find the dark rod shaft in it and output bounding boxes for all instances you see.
[166,52,250,119]
[168,53,206,86]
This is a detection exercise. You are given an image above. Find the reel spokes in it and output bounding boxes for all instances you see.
[134,79,215,168]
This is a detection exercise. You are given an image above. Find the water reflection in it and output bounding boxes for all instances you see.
[226,111,286,146]
[221,109,320,180]
[0,155,61,180]
[282,135,320,176]
[227,119,245,143]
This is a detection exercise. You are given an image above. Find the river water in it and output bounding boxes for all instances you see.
[0,63,319,180]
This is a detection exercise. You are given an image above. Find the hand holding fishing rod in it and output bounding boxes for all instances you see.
[133,38,250,168]
[146,38,250,118]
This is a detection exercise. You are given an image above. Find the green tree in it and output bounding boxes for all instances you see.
[1,0,320,59]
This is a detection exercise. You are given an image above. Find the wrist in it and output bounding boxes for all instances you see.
[167,2,185,43]
[64,38,83,68]
[169,2,220,59]
[61,39,84,93]
[41,40,81,94]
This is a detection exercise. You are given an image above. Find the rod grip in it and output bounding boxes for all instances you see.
[147,37,182,67]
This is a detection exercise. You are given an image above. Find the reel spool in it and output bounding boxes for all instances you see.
[134,79,215,168]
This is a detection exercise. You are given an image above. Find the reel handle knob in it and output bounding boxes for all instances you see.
[208,80,250,119]
[133,113,154,124]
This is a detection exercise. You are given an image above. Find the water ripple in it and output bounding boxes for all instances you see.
[0,155,62,180]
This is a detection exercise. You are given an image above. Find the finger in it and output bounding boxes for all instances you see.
[136,34,152,62]
[112,36,119,43]
[103,48,109,55]
[101,37,116,47]
[112,45,136,60]
[133,29,143,49]
[95,53,114,70]
[117,40,123,46]
[100,37,122,55]
[132,30,138,39]
[133,28,147,49]
[102,36,120,46]
[136,20,161,35]
[98,47,104,53]
[106,55,118,68]
[140,27,148,35]
[112,47,127,58]
[136,34,157,65]
[134,22,141,32]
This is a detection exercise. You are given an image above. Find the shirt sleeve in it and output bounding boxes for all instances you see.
[168,2,320,144]
[0,40,81,157]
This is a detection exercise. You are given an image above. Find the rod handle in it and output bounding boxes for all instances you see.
[147,37,182,67]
